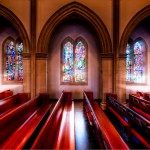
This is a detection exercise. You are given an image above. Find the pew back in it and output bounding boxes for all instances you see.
[106,94,150,148]
[129,94,150,120]
[0,90,13,100]
[84,91,129,150]
[31,91,75,150]
[0,93,48,146]
[0,93,29,116]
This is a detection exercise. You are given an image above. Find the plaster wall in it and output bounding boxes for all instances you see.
[120,0,150,41]
[0,0,30,40]
[37,0,113,46]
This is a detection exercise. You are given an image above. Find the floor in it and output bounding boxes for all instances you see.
[74,101,100,150]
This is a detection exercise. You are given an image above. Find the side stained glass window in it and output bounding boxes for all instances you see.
[133,41,145,83]
[126,39,146,84]
[3,38,23,83]
[61,37,87,84]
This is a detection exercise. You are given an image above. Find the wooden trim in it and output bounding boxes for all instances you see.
[36,53,48,58]
[100,53,114,58]
[119,54,126,58]
[23,53,31,58]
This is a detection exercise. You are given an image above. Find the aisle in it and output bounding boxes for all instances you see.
[74,101,99,150]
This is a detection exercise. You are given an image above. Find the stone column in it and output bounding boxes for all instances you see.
[118,54,126,104]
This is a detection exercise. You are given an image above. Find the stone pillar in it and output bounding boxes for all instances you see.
[23,53,31,95]
[118,54,126,104]
[101,55,113,110]
[36,53,48,94]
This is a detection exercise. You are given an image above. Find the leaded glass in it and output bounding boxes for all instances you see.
[4,40,23,82]
[74,41,86,82]
[62,41,74,82]
[126,39,146,83]
[133,41,145,83]
[126,43,134,82]
[16,42,23,81]
[5,41,16,80]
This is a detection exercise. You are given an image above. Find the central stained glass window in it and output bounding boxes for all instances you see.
[62,37,87,84]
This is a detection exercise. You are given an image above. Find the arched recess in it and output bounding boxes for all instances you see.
[120,5,150,54]
[0,4,30,53]
[37,2,112,54]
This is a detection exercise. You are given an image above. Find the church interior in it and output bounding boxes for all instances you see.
[0,0,150,149]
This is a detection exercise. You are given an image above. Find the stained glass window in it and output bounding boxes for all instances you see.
[74,40,86,82]
[62,37,87,84]
[126,39,146,83]
[62,40,74,82]
[3,38,23,83]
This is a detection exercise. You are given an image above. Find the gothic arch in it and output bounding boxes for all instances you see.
[37,2,112,54]
[120,5,150,54]
[0,4,30,53]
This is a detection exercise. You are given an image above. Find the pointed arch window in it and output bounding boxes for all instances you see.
[3,37,23,83]
[61,37,87,84]
[126,38,147,84]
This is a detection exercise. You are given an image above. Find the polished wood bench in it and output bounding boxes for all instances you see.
[129,94,150,120]
[0,90,13,100]
[0,93,29,117]
[0,93,51,149]
[84,91,129,149]
[106,94,150,149]
[136,91,150,101]
[31,91,75,150]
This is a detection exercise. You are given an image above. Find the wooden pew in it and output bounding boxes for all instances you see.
[0,90,13,100]
[0,93,51,149]
[83,91,129,150]
[106,94,150,148]
[0,93,29,116]
[31,91,75,150]
[129,94,150,120]
[136,91,150,101]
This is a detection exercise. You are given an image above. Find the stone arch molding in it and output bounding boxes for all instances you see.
[0,4,30,53]
[120,5,150,54]
[37,2,112,54]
